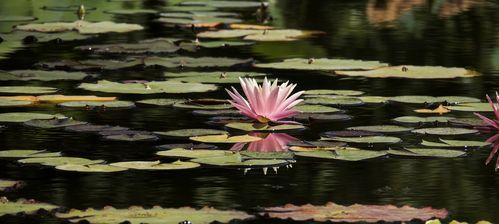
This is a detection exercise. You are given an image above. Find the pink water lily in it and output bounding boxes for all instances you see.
[226,77,304,123]
[485,134,499,171]
[474,92,499,131]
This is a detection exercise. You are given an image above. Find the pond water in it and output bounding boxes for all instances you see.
[0,0,499,223]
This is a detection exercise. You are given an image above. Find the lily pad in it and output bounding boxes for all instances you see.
[304,97,364,106]
[110,160,200,170]
[18,157,104,166]
[105,9,158,15]
[226,122,305,131]
[0,112,65,122]
[198,29,318,41]
[165,71,265,83]
[0,86,57,94]
[144,56,252,68]
[347,125,413,133]
[295,148,387,161]
[192,109,240,116]
[191,153,290,167]
[181,1,264,8]
[389,96,481,104]
[0,198,58,216]
[446,103,494,112]
[335,65,479,79]
[411,127,478,135]
[56,164,128,173]
[261,202,448,223]
[303,89,364,96]
[15,20,144,34]
[0,98,32,107]
[0,70,91,81]
[1,31,92,43]
[292,113,351,121]
[254,58,388,70]
[58,101,135,109]
[35,95,116,103]
[358,96,389,104]
[393,116,454,124]
[164,5,217,11]
[448,118,485,127]
[172,99,232,110]
[190,134,262,143]
[41,5,97,12]
[155,128,228,137]
[0,180,22,191]
[294,104,341,113]
[77,38,180,54]
[104,134,158,142]
[157,17,242,26]
[322,130,381,137]
[24,118,87,128]
[56,205,253,224]
[389,148,466,157]
[157,148,228,158]
[323,136,402,144]
[421,139,491,148]
[0,16,37,22]
[156,143,218,150]
[0,150,61,158]
[197,41,253,48]
[79,80,218,94]
[38,59,142,70]
[137,98,183,106]
[65,124,128,133]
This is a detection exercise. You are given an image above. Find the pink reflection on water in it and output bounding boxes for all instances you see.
[230,133,298,153]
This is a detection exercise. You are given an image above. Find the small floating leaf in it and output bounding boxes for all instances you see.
[323,136,402,144]
[303,89,364,96]
[24,118,87,128]
[18,157,104,166]
[190,134,262,143]
[411,127,478,135]
[0,150,61,158]
[37,95,116,103]
[322,130,381,137]
[0,198,58,216]
[292,113,351,122]
[79,80,218,94]
[357,96,389,104]
[144,56,252,68]
[225,122,305,131]
[0,112,65,123]
[110,160,200,170]
[155,128,228,137]
[347,125,413,133]
[295,148,387,161]
[157,148,228,159]
[254,58,387,70]
[56,164,127,173]
[198,29,317,41]
[0,86,57,94]
[393,116,454,124]
[38,59,142,70]
[0,70,91,81]
[58,101,135,109]
[166,71,265,83]
[335,65,479,79]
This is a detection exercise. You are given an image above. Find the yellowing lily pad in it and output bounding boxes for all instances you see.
[144,56,252,68]
[414,105,450,114]
[0,112,65,122]
[55,164,128,173]
[393,116,454,124]
[0,150,61,158]
[304,89,364,96]
[254,58,388,70]
[165,71,265,83]
[15,20,144,34]
[225,122,305,131]
[190,134,262,143]
[421,139,491,148]
[110,160,200,170]
[18,157,104,166]
[323,136,402,144]
[295,148,387,161]
[0,86,57,94]
[78,80,218,94]
[0,70,91,81]
[347,125,413,133]
[155,128,228,137]
[335,65,479,79]
[58,101,135,109]
[411,127,478,135]
[0,198,58,216]
[157,148,229,159]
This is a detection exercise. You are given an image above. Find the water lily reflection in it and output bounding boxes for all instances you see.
[230,133,298,153]
[485,134,499,171]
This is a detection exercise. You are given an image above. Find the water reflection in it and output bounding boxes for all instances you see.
[230,133,297,153]
[485,134,499,171]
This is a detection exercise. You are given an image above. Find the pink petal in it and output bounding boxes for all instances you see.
[474,112,499,129]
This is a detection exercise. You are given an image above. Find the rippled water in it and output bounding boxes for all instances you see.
[1,0,499,223]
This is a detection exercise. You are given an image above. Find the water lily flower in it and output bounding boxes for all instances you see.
[230,133,298,153]
[474,92,499,131]
[226,77,304,123]
[485,134,499,171]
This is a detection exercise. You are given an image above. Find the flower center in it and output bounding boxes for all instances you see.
[257,116,271,123]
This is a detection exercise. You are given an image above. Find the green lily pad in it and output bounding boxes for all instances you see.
[110,160,200,170]
[0,180,22,191]
[164,5,217,11]
[15,20,144,34]
[0,112,65,123]
[198,29,317,41]
[166,71,265,83]
[411,127,478,135]
[24,118,87,128]
[160,11,239,18]
[157,16,242,25]
[421,139,491,148]
[77,38,180,54]
[357,96,389,104]
[155,128,228,137]
[55,164,128,173]
[293,113,351,122]
[335,65,479,79]
[448,118,485,127]
[0,150,61,158]
[104,134,158,142]
[0,198,58,216]
[191,153,289,167]
[0,98,32,107]
[446,103,494,112]
[295,148,387,161]
[389,96,481,104]
[240,151,295,160]
[1,31,92,43]
[144,56,252,68]
[0,16,37,22]
[0,70,91,81]
[304,97,364,106]
[78,80,218,94]
[181,1,264,8]
[323,136,402,144]
[197,41,253,48]
[347,125,413,133]
[190,134,262,143]
[0,86,57,94]
[393,116,454,124]
[254,58,388,70]
[172,99,233,110]
[389,148,466,158]
[38,59,143,70]
[157,148,229,159]
[303,89,364,96]
[295,104,341,113]
[136,98,183,106]
[105,9,158,15]
[225,122,305,131]
[192,109,240,116]
[18,157,104,167]
[197,29,264,38]
[41,5,97,12]
[58,101,135,109]
[56,205,253,224]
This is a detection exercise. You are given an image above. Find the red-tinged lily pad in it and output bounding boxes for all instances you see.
[261,202,448,223]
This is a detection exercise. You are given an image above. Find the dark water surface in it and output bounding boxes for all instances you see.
[1,0,499,223]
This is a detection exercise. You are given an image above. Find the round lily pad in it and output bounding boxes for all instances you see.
[37,59,143,70]
[144,56,252,68]
[136,98,183,106]
[240,151,294,160]
[18,157,104,166]
[79,80,218,94]
[0,16,37,22]
[0,86,57,94]
[303,89,364,96]
[56,164,128,173]
[155,128,228,137]
[165,71,265,83]
[225,122,305,131]
[446,103,494,112]
[77,38,180,54]
[164,5,217,11]
[58,101,135,109]
[411,127,478,135]
[0,98,32,107]
[393,116,454,124]
[37,95,116,103]
[105,9,158,15]
[346,125,413,133]
[24,118,87,128]
[41,5,97,12]
[358,96,389,104]
[172,99,232,110]
[192,109,240,116]
[323,136,402,144]
[389,96,481,104]
[65,124,129,133]
[157,148,228,158]
[103,133,158,142]
[110,160,200,170]
[304,97,364,106]
[335,65,479,79]
[181,1,264,8]
[448,118,485,127]
[421,139,490,148]
[0,112,65,123]
[156,143,218,150]
[254,58,388,70]
[389,148,466,158]
[322,130,381,137]
[98,130,149,136]
[0,150,61,158]
[198,29,317,41]
[197,41,253,48]
[294,104,341,113]
[191,153,290,167]
[293,113,351,121]
[15,20,144,34]
[190,134,262,143]
[295,148,387,161]
[0,70,89,81]
[157,16,242,26]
